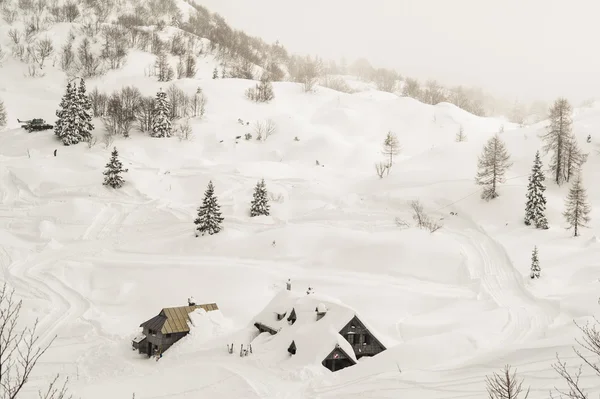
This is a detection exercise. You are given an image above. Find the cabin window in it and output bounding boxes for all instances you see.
[165,334,172,338]
[346,334,355,344]
[363,334,371,345]
[149,329,156,336]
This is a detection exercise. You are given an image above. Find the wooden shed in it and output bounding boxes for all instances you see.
[133,303,218,357]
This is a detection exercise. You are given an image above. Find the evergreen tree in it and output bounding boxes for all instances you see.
[194,180,224,236]
[250,179,270,217]
[530,246,540,279]
[455,125,467,142]
[54,82,82,145]
[151,89,172,138]
[102,147,128,188]
[563,174,591,237]
[475,134,512,200]
[0,98,6,128]
[212,67,218,79]
[382,131,401,167]
[76,78,94,142]
[541,98,573,185]
[524,151,549,229]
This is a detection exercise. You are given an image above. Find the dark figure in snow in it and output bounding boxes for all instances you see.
[188,296,195,306]
[53,149,57,156]
[286,279,291,291]
[272,240,276,247]
[587,135,592,143]
[306,286,313,295]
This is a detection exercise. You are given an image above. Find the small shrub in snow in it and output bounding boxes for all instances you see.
[212,67,218,79]
[409,200,442,233]
[375,162,389,179]
[524,151,548,229]
[253,119,276,141]
[194,180,224,236]
[530,246,540,279]
[103,147,128,188]
[250,179,270,217]
[151,89,172,138]
[244,133,252,140]
[320,76,354,93]
[245,74,274,103]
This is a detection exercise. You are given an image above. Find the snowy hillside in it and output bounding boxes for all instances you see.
[1,2,600,399]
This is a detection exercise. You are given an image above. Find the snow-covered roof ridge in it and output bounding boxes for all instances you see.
[251,289,388,370]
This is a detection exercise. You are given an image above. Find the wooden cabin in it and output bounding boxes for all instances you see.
[133,303,218,357]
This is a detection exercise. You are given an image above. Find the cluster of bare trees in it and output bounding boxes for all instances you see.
[89,83,206,144]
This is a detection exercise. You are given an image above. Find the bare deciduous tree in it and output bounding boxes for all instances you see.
[475,134,512,201]
[33,37,53,68]
[485,365,530,399]
[0,283,71,399]
[176,117,193,141]
[542,98,573,186]
[563,174,591,237]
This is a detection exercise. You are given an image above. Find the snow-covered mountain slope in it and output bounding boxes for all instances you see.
[1,7,600,399]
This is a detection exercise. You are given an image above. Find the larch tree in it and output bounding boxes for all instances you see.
[541,98,573,185]
[382,131,401,168]
[151,89,172,138]
[0,98,6,128]
[530,246,540,279]
[563,174,591,237]
[250,179,270,217]
[102,147,128,188]
[475,134,512,201]
[524,151,549,229]
[194,180,224,236]
[485,365,530,399]
[562,135,587,184]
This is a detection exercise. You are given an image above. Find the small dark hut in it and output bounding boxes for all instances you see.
[133,303,218,357]
[322,344,356,372]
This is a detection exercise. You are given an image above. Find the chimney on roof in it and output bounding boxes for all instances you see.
[316,303,327,321]
[188,296,196,306]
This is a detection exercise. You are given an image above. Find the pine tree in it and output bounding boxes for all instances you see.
[524,151,549,229]
[530,246,540,279]
[475,134,512,201]
[76,78,94,142]
[151,89,172,138]
[103,147,128,188]
[54,82,82,146]
[563,174,591,237]
[382,131,401,167]
[250,179,270,217]
[542,98,573,185]
[0,98,6,128]
[194,180,224,236]
[212,67,218,79]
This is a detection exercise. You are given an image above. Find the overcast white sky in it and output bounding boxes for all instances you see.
[199,0,600,104]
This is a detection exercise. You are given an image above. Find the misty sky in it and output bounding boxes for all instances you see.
[199,0,600,104]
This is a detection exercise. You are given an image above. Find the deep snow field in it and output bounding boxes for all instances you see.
[2,23,600,399]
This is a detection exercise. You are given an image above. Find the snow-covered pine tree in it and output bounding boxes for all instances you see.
[475,134,512,200]
[54,82,82,145]
[563,174,591,237]
[250,179,270,217]
[151,89,172,138]
[530,246,540,279]
[76,78,94,142]
[0,98,6,127]
[102,147,128,188]
[524,151,549,229]
[194,180,224,236]
[212,67,218,79]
